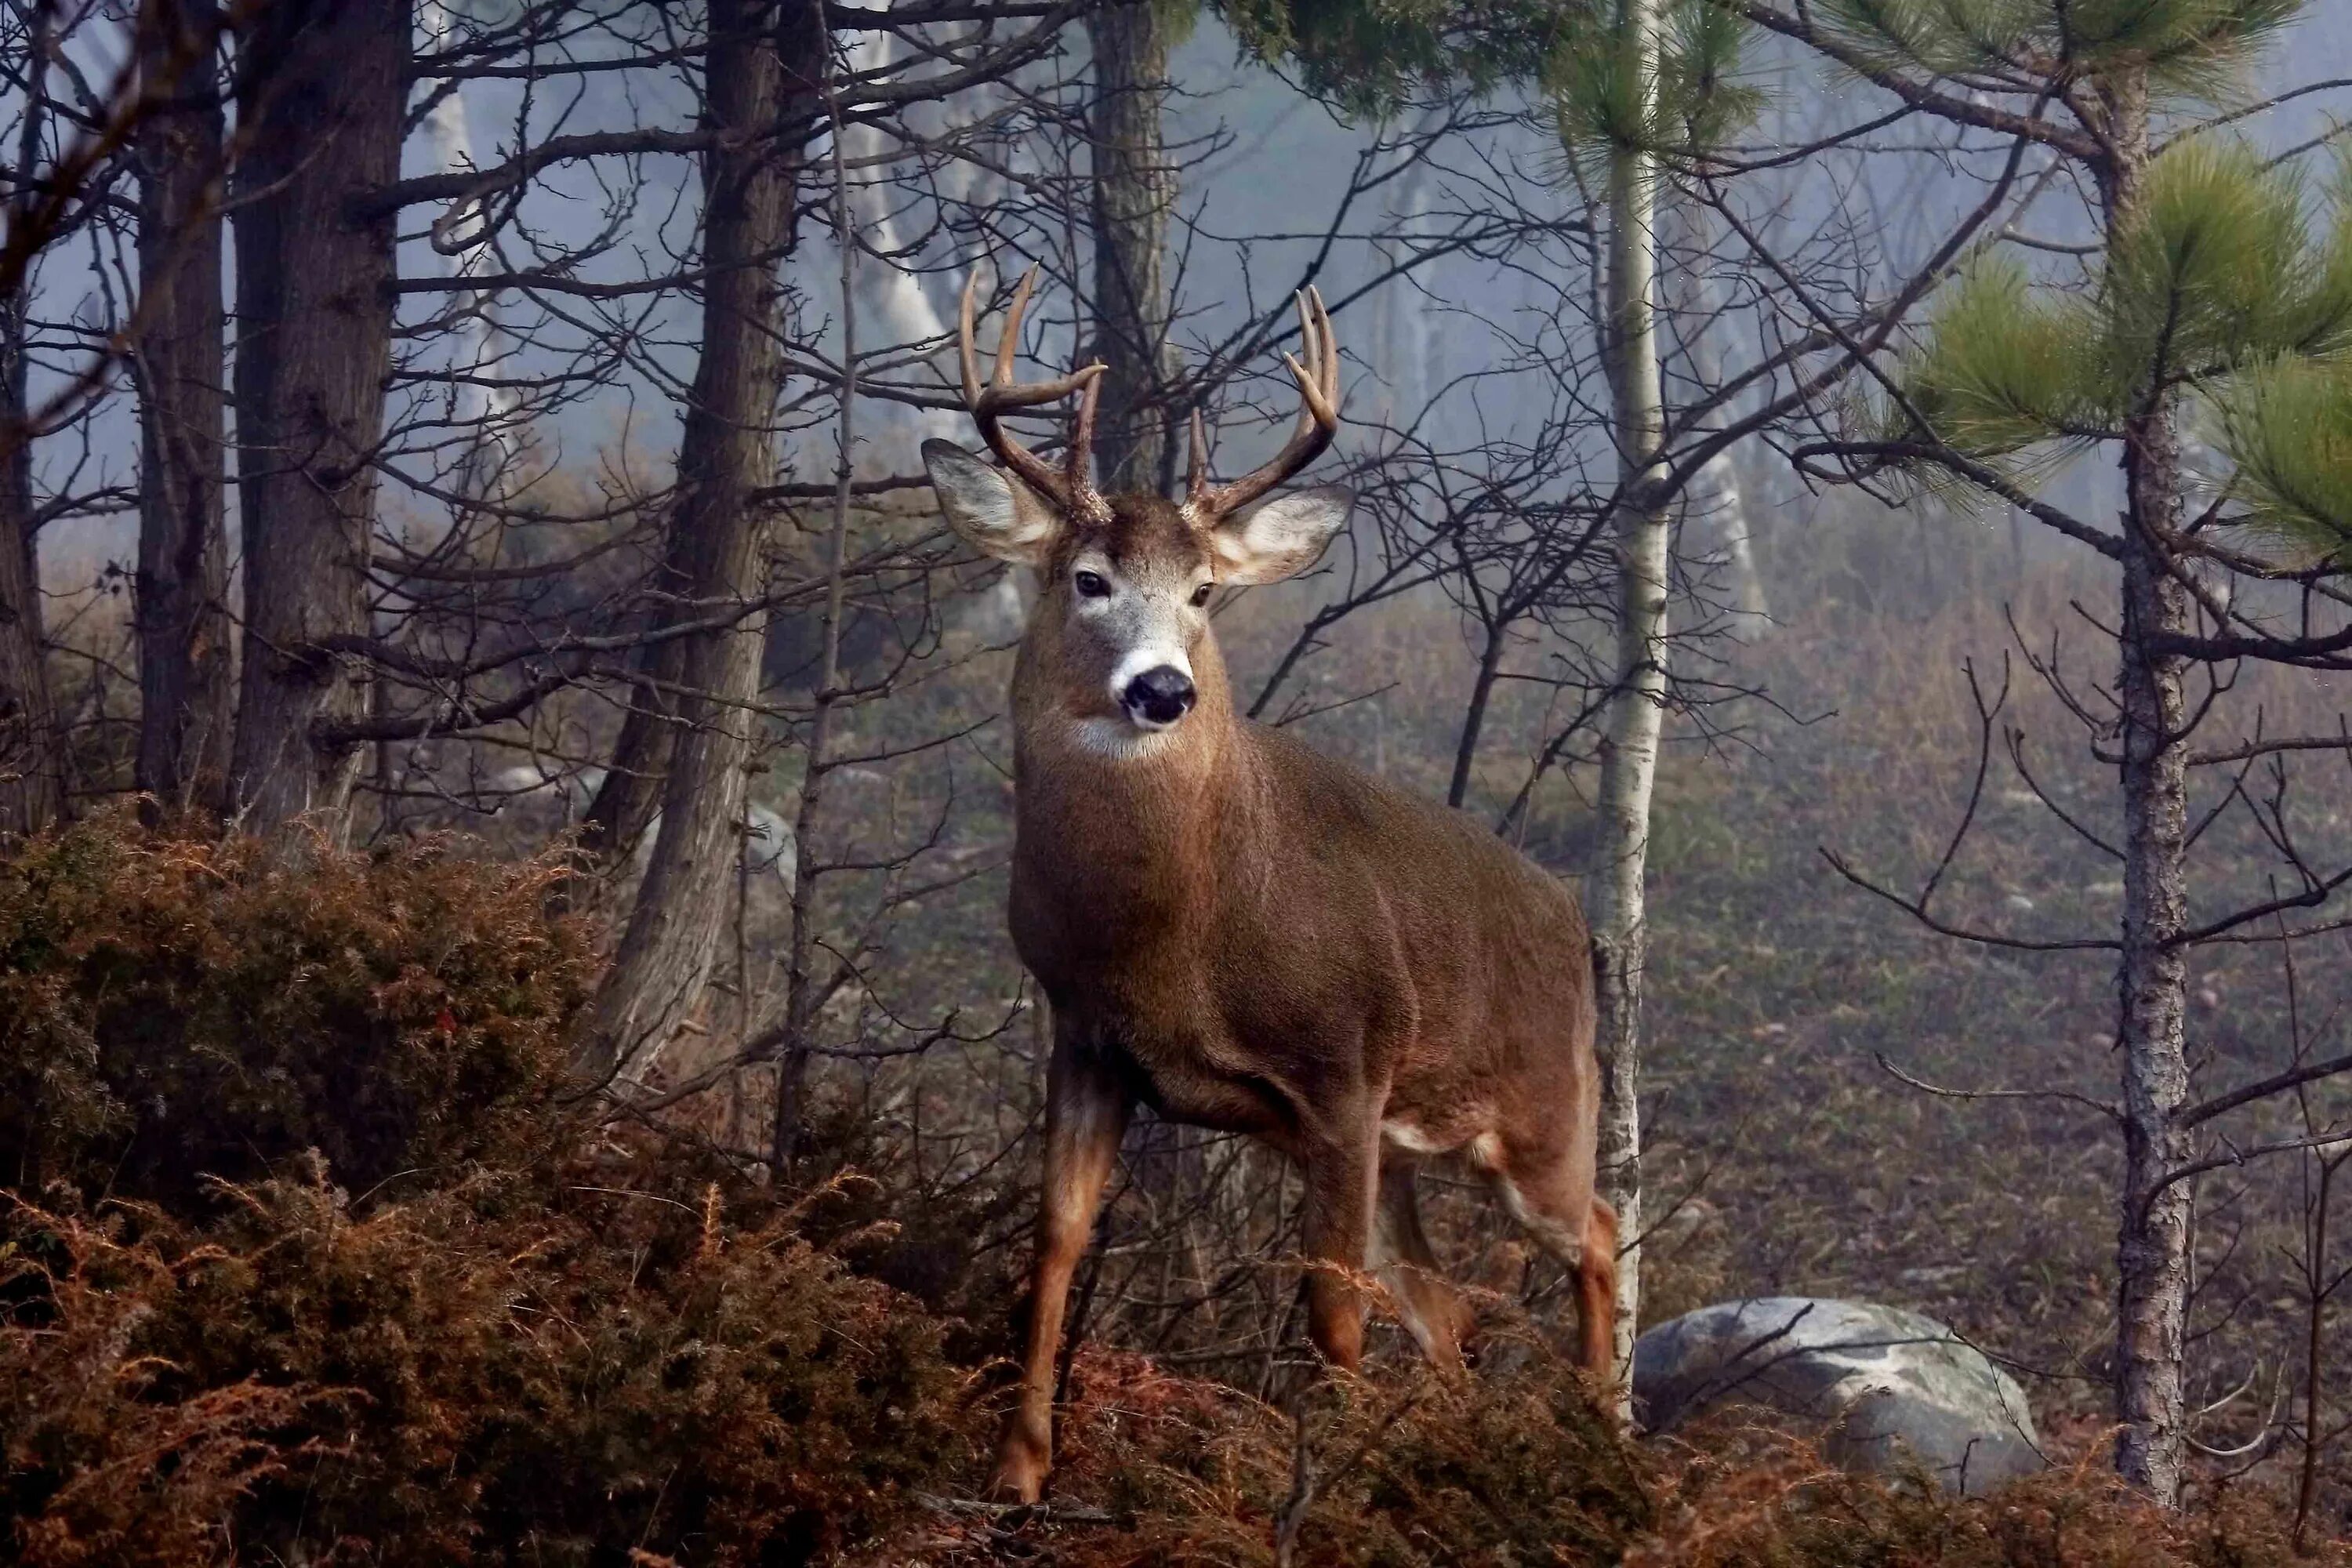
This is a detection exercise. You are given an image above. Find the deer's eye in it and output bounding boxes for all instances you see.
[1190,582,1214,607]
[1073,569,1111,599]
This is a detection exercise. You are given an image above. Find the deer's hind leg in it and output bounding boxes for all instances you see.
[1478,1134,1618,1383]
[1371,1158,1478,1367]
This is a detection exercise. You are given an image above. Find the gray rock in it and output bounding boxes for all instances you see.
[1632,1296,2044,1495]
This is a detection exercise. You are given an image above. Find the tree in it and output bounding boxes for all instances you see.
[227,0,411,835]
[1662,200,1766,635]
[1586,0,1672,1399]
[580,0,826,1080]
[1087,0,1185,491]
[0,1,76,835]
[1760,0,2352,1497]
[132,0,234,817]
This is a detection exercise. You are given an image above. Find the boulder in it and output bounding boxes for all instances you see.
[1632,1296,2044,1494]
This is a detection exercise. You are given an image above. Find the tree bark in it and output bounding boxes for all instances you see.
[1086,0,1178,494]
[1592,0,1668,1412]
[2102,69,2194,1506]
[133,0,232,818]
[581,0,822,1080]
[0,7,62,837]
[1661,202,1766,638]
[419,0,521,502]
[227,0,408,837]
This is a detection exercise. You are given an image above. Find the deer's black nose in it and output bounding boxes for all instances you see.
[1123,665,1196,726]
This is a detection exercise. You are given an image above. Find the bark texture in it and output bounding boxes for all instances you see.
[1086,0,1178,493]
[133,0,232,816]
[1592,0,1669,1405]
[227,0,408,835]
[0,9,61,837]
[2101,71,2194,1505]
[582,0,822,1079]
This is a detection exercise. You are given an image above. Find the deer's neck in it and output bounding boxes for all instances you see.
[1008,636,1250,956]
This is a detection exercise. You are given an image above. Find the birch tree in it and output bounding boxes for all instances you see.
[417,0,524,503]
[1663,202,1766,635]
[1586,0,1670,1396]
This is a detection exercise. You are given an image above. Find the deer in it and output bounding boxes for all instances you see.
[923,270,1617,1505]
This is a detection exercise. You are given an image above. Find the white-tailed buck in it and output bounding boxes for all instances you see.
[925,271,1615,1504]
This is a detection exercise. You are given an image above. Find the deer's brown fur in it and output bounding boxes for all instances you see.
[929,278,1616,1506]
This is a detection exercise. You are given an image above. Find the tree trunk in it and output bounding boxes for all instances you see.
[1661,202,1766,637]
[581,0,821,1080]
[1086,0,1178,494]
[133,0,232,818]
[419,0,521,502]
[1592,0,1668,1411]
[0,9,62,837]
[2103,71,2194,1505]
[1447,624,1507,808]
[227,0,408,837]
[2112,448,2192,1504]
[836,31,962,477]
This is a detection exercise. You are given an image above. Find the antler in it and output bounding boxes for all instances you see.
[957,268,1110,524]
[1185,286,1342,523]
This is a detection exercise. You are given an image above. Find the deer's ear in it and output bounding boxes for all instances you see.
[924,439,1064,566]
[1209,486,1352,585]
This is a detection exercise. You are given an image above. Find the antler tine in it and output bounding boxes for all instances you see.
[1067,370,1103,497]
[953,267,1109,519]
[956,271,986,408]
[1185,407,1211,514]
[991,267,1036,397]
[1187,286,1343,524]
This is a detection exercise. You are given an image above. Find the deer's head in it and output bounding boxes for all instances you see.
[924,272,1351,744]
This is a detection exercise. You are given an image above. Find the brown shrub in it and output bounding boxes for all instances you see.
[0,1204,318,1568]
[0,816,964,1566]
[2,1157,964,1566]
[894,1334,1651,1566]
[2,816,2343,1566]
[896,1338,2349,1567]
[1630,1431,2352,1567]
[0,811,592,1209]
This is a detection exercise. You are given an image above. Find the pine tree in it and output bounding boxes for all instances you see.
[1776,0,2352,1500]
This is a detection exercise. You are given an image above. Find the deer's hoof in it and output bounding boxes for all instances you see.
[985,1459,1046,1506]
[986,1432,1049,1505]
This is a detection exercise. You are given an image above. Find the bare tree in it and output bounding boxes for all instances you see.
[0,0,73,833]
[1086,0,1181,491]
[227,0,411,834]
[133,0,233,816]
[582,0,826,1080]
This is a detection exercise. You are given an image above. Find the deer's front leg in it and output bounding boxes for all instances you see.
[991,1030,1131,1504]
[1298,1112,1381,1372]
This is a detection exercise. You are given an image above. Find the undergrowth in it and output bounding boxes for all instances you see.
[0,813,960,1566]
[0,811,2344,1564]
